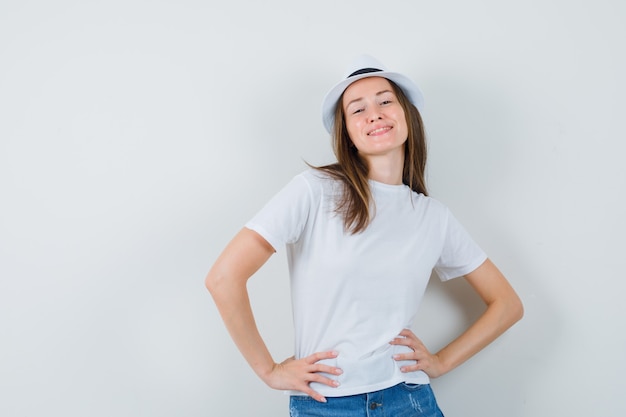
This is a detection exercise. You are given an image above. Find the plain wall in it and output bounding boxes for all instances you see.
[1,0,625,416]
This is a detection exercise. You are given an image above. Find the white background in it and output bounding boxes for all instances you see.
[1,0,625,416]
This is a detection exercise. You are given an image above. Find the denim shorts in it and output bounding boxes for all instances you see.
[289,383,444,417]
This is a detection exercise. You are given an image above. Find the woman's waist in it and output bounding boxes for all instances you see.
[296,342,424,395]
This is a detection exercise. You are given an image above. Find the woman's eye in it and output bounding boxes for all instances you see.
[381,100,392,105]
[352,108,364,114]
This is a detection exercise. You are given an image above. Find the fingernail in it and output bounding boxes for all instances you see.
[335,368,343,375]
[392,354,399,359]
[332,380,340,387]
[320,397,327,403]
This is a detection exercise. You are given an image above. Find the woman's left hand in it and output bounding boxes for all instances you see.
[390,329,446,378]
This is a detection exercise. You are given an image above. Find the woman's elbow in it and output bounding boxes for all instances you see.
[508,292,524,325]
[205,269,223,295]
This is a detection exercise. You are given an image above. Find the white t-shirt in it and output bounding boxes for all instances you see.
[246,169,487,397]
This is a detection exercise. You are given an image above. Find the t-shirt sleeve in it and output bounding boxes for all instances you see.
[245,173,313,252]
[433,209,487,281]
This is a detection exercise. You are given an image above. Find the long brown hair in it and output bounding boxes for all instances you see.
[314,79,428,234]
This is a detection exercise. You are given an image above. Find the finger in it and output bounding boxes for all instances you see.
[390,336,419,349]
[397,329,422,342]
[399,362,423,373]
[296,384,328,403]
[305,350,339,364]
[392,352,416,362]
[398,328,414,337]
[310,363,343,376]
[308,390,328,403]
[308,373,341,388]
[390,336,410,345]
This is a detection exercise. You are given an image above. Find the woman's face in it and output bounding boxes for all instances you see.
[342,77,408,161]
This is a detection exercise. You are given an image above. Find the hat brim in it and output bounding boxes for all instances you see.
[321,71,424,133]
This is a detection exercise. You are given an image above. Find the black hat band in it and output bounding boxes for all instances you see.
[348,68,383,78]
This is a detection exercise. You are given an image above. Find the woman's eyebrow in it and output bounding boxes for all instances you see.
[345,90,394,108]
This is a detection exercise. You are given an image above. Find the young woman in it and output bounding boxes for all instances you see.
[206,55,523,416]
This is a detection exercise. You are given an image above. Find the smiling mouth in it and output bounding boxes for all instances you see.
[368,126,392,136]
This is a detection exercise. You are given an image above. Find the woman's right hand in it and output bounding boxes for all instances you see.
[207,229,342,402]
[262,351,343,403]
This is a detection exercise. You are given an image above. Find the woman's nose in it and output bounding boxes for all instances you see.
[367,109,382,122]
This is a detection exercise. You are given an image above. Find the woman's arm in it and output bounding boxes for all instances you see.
[390,258,524,377]
[206,227,342,402]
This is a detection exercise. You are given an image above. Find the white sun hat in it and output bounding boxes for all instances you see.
[321,54,425,133]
